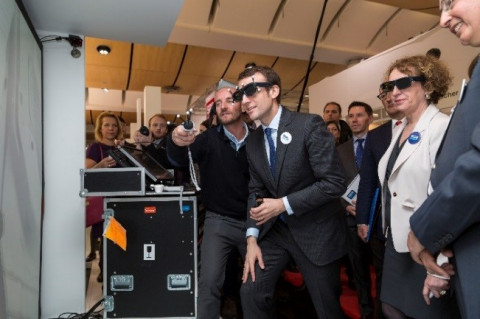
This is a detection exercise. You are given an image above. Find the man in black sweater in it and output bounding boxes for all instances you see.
[167,84,250,319]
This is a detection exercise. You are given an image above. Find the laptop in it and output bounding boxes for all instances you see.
[109,145,174,183]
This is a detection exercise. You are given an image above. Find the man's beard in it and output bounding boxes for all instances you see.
[219,114,240,126]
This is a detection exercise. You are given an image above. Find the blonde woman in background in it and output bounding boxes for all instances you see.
[85,112,122,282]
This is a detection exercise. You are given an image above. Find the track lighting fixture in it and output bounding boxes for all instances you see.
[67,35,82,59]
[39,34,83,58]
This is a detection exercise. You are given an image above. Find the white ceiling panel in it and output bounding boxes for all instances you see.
[87,88,123,108]
[370,9,439,53]
[324,1,396,50]
[212,0,281,35]
[23,0,184,46]
[176,0,213,27]
[272,0,344,43]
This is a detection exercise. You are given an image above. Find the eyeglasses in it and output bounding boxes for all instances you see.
[232,82,272,102]
[377,91,387,101]
[380,76,426,93]
[439,0,453,11]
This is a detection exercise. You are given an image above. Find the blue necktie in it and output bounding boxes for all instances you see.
[264,128,276,178]
[355,138,364,169]
[265,127,286,223]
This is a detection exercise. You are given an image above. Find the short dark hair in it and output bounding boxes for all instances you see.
[426,48,441,59]
[348,101,373,116]
[323,101,342,115]
[237,65,282,104]
[325,120,340,130]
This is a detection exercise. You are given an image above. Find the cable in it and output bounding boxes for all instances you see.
[187,147,201,192]
[296,0,329,112]
[48,298,104,319]
[40,35,62,41]
[82,298,104,319]
[40,36,62,43]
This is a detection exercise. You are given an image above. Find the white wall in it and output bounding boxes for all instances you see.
[309,27,480,118]
[40,31,86,318]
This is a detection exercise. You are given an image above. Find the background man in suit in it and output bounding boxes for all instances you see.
[323,101,353,144]
[407,1,480,318]
[134,114,172,168]
[237,65,347,319]
[355,89,404,319]
[337,101,374,319]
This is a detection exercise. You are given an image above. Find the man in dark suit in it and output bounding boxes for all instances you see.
[407,2,480,318]
[323,101,353,144]
[355,90,403,319]
[237,65,348,318]
[337,101,374,319]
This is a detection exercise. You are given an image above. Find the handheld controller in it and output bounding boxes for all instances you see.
[182,110,194,132]
[139,125,150,136]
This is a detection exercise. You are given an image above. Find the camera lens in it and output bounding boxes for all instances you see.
[139,126,150,136]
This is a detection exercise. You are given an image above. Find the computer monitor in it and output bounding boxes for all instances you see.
[109,145,174,183]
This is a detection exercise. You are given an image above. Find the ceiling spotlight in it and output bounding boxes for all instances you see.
[71,47,81,58]
[102,88,109,92]
[97,45,111,55]
[66,34,82,58]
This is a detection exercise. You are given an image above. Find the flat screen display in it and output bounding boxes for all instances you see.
[110,145,174,183]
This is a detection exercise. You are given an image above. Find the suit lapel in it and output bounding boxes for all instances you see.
[391,105,439,174]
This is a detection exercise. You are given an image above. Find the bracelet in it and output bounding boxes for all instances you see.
[427,271,450,280]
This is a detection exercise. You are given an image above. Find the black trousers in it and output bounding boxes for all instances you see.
[240,221,347,319]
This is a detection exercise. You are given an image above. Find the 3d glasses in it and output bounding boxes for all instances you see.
[232,82,272,102]
[380,76,426,92]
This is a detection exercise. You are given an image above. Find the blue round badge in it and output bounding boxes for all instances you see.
[408,132,421,144]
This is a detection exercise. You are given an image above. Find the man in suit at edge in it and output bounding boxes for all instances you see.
[355,89,404,319]
[337,101,375,319]
[323,101,353,144]
[407,1,480,318]
[237,65,348,319]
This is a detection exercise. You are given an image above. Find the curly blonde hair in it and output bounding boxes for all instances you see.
[384,55,452,104]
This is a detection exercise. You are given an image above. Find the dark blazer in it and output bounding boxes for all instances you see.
[245,108,347,266]
[339,119,353,144]
[336,139,358,227]
[144,137,173,169]
[410,61,480,318]
[356,121,392,239]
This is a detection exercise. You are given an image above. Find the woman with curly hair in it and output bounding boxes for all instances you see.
[377,55,459,318]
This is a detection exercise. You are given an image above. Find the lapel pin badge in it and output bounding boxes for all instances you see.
[280,132,292,145]
[408,132,421,144]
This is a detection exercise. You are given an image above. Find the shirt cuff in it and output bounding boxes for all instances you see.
[246,227,259,238]
[282,196,294,215]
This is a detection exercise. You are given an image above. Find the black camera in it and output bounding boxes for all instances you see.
[139,125,150,136]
